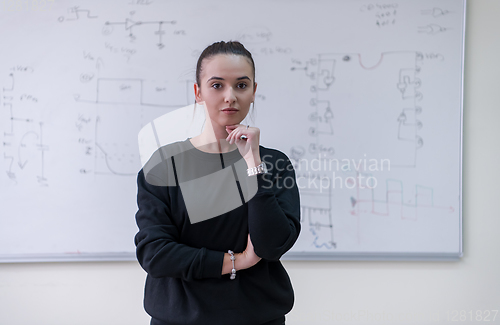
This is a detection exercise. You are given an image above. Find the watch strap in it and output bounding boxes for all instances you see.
[247,162,268,176]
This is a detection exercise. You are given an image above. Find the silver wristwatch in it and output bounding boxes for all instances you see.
[247,162,268,176]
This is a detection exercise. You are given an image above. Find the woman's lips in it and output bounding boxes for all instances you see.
[222,108,239,114]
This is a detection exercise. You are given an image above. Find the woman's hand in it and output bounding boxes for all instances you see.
[222,234,261,275]
[239,233,262,269]
[225,124,261,168]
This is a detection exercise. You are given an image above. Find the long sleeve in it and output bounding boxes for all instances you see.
[247,150,301,261]
[134,169,224,281]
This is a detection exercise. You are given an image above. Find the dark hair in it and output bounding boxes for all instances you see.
[195,41,255,86]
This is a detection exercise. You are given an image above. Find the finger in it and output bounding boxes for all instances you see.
[229,129,245,144]
[243,234,252,253]
[227,125,244,138]
[225,124,241,133]
[227,129,238,144]
[226,128,238,142]
[239,128,249,138]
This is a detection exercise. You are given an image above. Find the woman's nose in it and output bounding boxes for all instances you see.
[224,87,236,104]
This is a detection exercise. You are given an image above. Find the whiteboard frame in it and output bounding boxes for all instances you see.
[0,251,462,263]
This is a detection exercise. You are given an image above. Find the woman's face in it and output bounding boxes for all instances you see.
[195,54,257,130]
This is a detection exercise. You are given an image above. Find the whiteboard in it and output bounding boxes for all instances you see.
[0,0,465,262]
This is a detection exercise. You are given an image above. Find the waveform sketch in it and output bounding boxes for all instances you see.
[58,6,98,22]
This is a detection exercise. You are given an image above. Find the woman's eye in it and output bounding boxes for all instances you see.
[211,83,222,89]
[237,83,247,89]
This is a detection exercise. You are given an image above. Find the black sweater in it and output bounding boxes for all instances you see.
[134,139,301,325]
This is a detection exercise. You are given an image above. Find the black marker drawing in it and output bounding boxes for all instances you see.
[421,7,452,18]
[2,71,49,186]
[292,51,426,169]
[418,24,449,35]
[103,11,176,49]
[58,6,98,22]
[297,172,337,249]
[74,77,191,108]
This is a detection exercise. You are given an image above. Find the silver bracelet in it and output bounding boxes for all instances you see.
[228,250,236,280]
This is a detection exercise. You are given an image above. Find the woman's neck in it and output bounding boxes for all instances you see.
[190,127,237,154]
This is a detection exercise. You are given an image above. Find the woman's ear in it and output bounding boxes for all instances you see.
[194,83,202,103]
[252,82,257,101]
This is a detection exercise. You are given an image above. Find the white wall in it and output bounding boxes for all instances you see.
[1,1,499,324]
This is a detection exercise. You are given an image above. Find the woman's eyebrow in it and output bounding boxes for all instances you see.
[207,76,223,83]
[206,76,251,83]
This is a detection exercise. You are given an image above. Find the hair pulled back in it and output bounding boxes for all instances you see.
[195,41,255,86]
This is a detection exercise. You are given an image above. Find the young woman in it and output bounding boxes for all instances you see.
[135,41,301,325]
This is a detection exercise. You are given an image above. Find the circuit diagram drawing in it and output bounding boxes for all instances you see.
[292,51,424,168]
[418,6,454,34]
[418,24,449,35]
[102,11,177,49]
[73,76,190,176]
[350,174,454,220]
[58,6,98,22]
[299,172,336,249]
[2,70,49,186]
[74,78,191,108]
[290,143,337,250]
[72,75,192,177]
[72,39,192,177]
[73,105,142,177]
[290,51,429,248]
[421,7,452,17]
